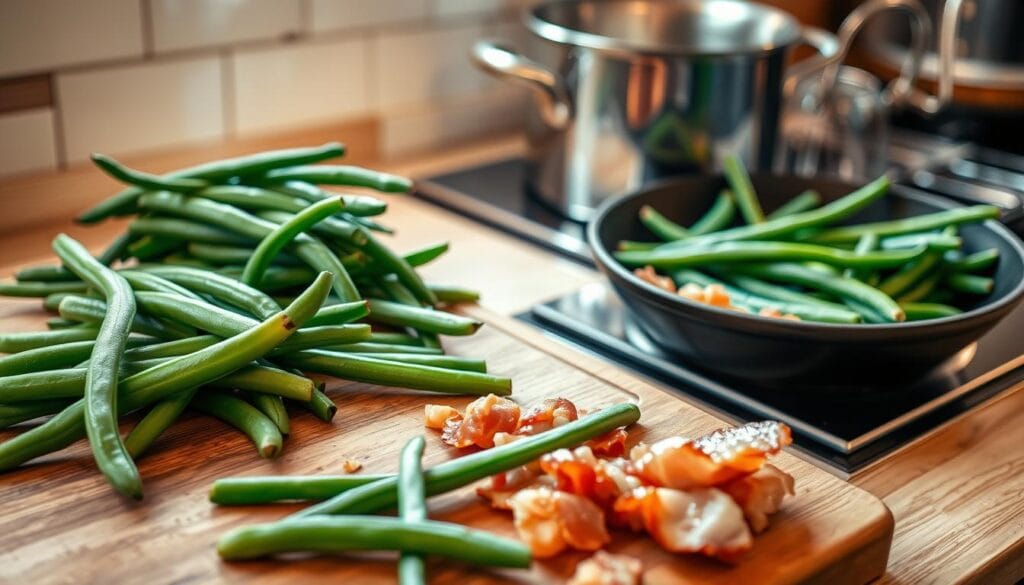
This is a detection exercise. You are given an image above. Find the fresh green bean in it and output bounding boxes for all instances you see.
[386,242,449,272]
[367,299,481,335]
[900,302,963,320]
[303,300,369,327]
[0,327,99,352]
[879,232,962,251]
[126,235,183,260]
[715,272,852,311]
[398,435,427,585]
[257,209,369,247]
[119,270,203,300]
[370,354,487,373]
[47,318,84,330]
[185,243,258,266]
[0,280,88,297]
[292,402,639,517]
[136,265,281,319]
[192,392,283,458]
[246,392,290,435]
[0,369,93,401]
[0,399,73,429]
[196,185,309,213]
[639,205,689,241]
[243,197,344,287]
[366,332,421,346]
[360,235,436,305]
[15,235,133,284]
[375,274,419,306]
[728,263,905,322]
[210,474,391,505]
[92,153,209,192]
[124,387,197,457]
[270,181,387,216]
[282,350,511,396]
[0,272,331,471]
[428,284,480,304]
[79,143,346,222]
[843,232,879,281]
[263,165,412,193]
[723,156,765,224]
[0,340,98,376]
[808,205,1000,244]
[946,273,994,295]
[946,248,999,273]
[878,250,944,298]
[896,271,942,303]
[616,241,924,270]
[58,295,196,339]
[689,189,736,235]
[128,217,254,246]
[301,384,337,422]
[348,215,393,234]
[217,516,531,567]
[768,189,821,219]
[325,342,442,355]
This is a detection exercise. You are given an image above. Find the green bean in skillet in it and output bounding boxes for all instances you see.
[0,327,100,352]
[0,399,74,429]
[716,272,854,312]
[245,392,290,435]
[211,474,391,505]
[723,155,765,224]
[269,180,387,216]
[261,165,413,193]
[946,273,994,295]
[128,217,255,246]
[426,284,480,304]
[878,227,951,297]
[127,234,183,260]
[726,263,905,322]
[842,232,879,282]
[192,391,283,458]
[0,272,331,472]
[615,240,925,270]
[900,302,963,320]
[767,189,821,219]
[137,192,360,302]
[242,197,344,288]
[58,295,196,339]
[54,234,143,499]
[657,175,890,250]
[366,299,481,336]
[639,205,690,241]
[369,354,487,373]
[946,248,999,272]
[806,205,1001,244]
[398,435,428,585]
[690,189,736,235]
[0,280,89,298]
[879,232,962,251]
[280,350,511,396]
[323,342,443,355]
[302,300,369,327]
[124,387,198,458]
[135,265,281,319]
[895,270,942,303]
[292,402,639,518]
[78,143,345,223]
[217,516,531,567]
[92,153,209,193]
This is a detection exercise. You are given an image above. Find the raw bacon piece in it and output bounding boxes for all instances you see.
[441,394,521,449]
[587,427,629,458]
[515,398,578,436]
[720,463,795,533]
[424,404,460,429]
[567,551,643,585]
[508,486,611,558]
[539,446,642,510]
[632,421,792,489]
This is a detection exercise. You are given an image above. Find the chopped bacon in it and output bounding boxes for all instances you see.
[567,551,643,585]
[441,394,521,449]
[720,463,795,533]
[341,459,362,473]
[539,446,640,510]
[632,421,792,489]
[633,266,676,293]
[509,486,611,558]
[424,404,460,430]
[515,398,578,436]
[587,427,629,457]
[477,466,551,510]
[616,486,752,563]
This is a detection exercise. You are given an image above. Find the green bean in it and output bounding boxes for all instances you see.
[767,189,821,219]
[282,350,511,396]
[78,143,346,222]
[639,205,689,241]
[58,296,196,339]
[243,197,344,288]
[47,318,84,330]
[257,209,370,247]
[690,189,736,235]
[263,165,412,193]
[880,232,962,251]
[388,242,449,272]
[728,263,905,322]
[348,215,393,234]
[325,342,442,355]
[716,272,851,311]
[843,232,879,281]
[15,234,134,284]
[53,234,142,498]
[0,280,88,298]
[196,185,308,213]
[878,251,943,297]
[92,153,208,192]
[723,156,765,224]
[246,392,290,435]
[672,269,861,323]
[923,289,955,304]
[370,354,487,373]
[124,387,197,457]
[301,384,337,422]
[375,274,419,306]
[129,217,254,246]
[119,270,203,300]
[136,265,281,319]
[946,273,994,295]
[809,205,1001,244]
[270,181,387,216]
[900,302,962,320]
[138,192,360,302]
[367,299,481,335]
[0,369,92,401]
[217,516,531,567]
[0,327,99,352]
[398,435,428,585]
[126,235,183,260]
[896,271,942,303]
[210,474,391,505]
[303,300,369,327]
[0,340,98,376]
[360,235,436,305]
[616,241,924,270]
[0,399,73,429]
[658,175,890,250]
[366,332,421,346]
[44,291,96,312]
[192,392,283,458]
[0,272,331,471]
[293,402,639,518]
[185,243,255,266]
[946,248,999,273]
[428,284,480,304]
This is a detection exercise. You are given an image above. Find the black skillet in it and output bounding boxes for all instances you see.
[587,174,1024,384]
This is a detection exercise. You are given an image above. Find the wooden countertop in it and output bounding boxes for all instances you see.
[1,132,1022,584]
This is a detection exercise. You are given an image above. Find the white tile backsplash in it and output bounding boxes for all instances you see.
[309,0,429,33]
[232,39,371,136]
[0,109,57,177]
[58,57,224,163]
[0,0,143,77]
[374,23,488,110]
[151,0,302,53]
[434,0,517,18]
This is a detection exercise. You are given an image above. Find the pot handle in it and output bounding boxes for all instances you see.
[903,0,959,114]
[471,40,572,130]
[783,27,842,96]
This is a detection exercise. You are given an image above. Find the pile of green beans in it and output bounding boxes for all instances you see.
[0,145,500,499]
[617,156,1002,324]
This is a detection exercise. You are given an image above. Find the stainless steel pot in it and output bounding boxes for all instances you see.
[472,0,839,221]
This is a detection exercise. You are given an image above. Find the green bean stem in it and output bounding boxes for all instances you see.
[92,153,208,192]
[946,273,994,295]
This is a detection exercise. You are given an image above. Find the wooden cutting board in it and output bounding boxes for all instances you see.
[0,297,893,585]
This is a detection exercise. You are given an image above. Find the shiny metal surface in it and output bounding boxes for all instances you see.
[472,0,839,221]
